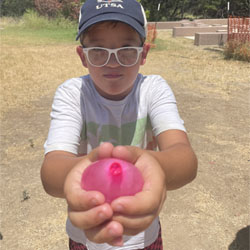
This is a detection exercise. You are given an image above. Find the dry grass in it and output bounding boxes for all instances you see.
[1,24,250,250]
[1,30,249,119]
[0,44,88,118]
[142,31,250,99]
[224,40,250,62]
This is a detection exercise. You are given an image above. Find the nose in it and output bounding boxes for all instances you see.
[106,52,120,67]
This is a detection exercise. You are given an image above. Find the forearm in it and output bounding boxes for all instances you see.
[148,143,198,190]
[40,151,86,198]
[128,142,197,190]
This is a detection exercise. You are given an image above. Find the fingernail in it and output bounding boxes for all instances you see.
[98,212,106,220]
[108,228,115,236]
[112,237,123,246]
[91,198,98,206]
[114,204,124,212]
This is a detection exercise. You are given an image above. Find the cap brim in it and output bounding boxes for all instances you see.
[76,13,145,40]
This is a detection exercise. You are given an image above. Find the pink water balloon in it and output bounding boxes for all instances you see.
[81,158,144,203]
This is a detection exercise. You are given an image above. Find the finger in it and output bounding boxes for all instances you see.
[112,145,141,164]
[84,220,124,246]
[97,142,114,159]
[67,189,106,211]
[112,213,154,235]
[112,145,135,162]
[87,148,99,162]
[68,203,113,230]
[64,161,105,211]
[111,190,161,216]
[87,142,113,162]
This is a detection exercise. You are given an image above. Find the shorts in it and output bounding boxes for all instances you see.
[69,225,163,250]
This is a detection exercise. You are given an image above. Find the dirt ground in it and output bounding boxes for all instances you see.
[0,31,249,250]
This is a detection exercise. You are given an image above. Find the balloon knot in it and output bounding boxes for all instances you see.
[109,162,122,176]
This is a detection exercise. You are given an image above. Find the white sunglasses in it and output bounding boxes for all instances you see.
[82,46,143,67]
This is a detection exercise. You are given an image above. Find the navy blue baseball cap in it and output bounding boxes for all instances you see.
[76,0,147,40]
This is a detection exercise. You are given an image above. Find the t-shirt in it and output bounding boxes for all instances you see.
[44,73,186,249]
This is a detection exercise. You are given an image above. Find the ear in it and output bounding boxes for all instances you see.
[140,43,151,66]
[76,46,88,68]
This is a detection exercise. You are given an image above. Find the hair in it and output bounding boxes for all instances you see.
[79,21,145,46]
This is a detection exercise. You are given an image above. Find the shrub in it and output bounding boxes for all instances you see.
[34,0,84,21]
[22,9,51,29]
[60,0,83,21]
[21,9,76,29]
[34,0,62,19]
[224,40,250,62]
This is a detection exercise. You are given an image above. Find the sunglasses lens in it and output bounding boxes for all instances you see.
[88,48,109,66]
[117,48,138,66]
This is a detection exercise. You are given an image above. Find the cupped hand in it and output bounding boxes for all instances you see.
[110,146,167,236]
[64,142,125,245]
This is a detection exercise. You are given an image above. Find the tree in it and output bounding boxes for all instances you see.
[140,0,187,21]
[229,0,250,17]
[0,0,85,20]
[140,0,250,20]
[188,0,224,18]
[0,0,34,17]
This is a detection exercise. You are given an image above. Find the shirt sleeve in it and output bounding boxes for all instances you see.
[148,76,186,136]
[44,79,83,155]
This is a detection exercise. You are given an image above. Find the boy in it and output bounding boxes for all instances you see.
[41,0,198,249]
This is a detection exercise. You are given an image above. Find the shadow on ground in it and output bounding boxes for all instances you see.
[204,46,224,54]
[228,226,250,250]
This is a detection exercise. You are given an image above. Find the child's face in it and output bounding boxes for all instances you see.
[77,22,149,100]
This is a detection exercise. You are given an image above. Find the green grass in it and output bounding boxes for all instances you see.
[0,10,78,45]
[1,26,78,45]
[0,11,176,49]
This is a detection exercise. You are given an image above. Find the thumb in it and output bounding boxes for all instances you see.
[88,142,114,162]
[111,145,143,164]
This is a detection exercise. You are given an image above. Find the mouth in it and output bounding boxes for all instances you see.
[103,73,123,79]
